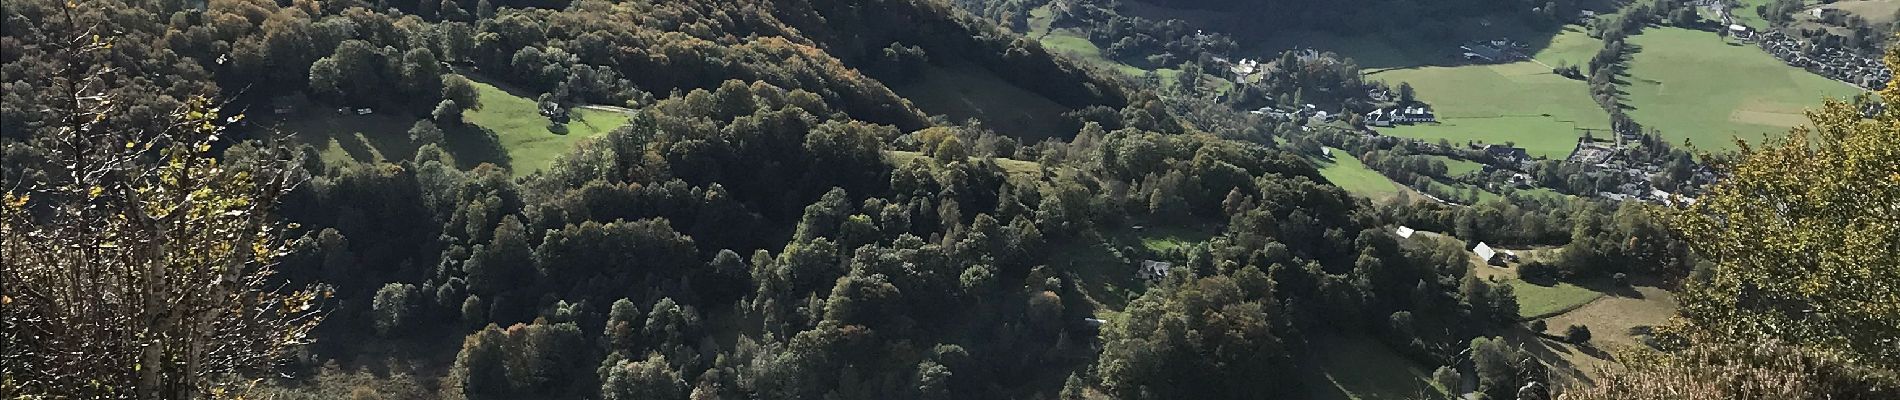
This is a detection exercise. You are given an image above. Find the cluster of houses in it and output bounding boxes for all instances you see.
[1754,31,1893,90]
[1366,106,1437,127]
[1251,103,1336,123]
[1459,38,1528,63]
[1226,57,1262,83]
[1563,138,1707,204]
[1479,143,1531,165]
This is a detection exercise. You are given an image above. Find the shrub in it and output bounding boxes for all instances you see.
[1529,319,1547,334]
[1566,324,1593,344]
[1518,261,1559,284]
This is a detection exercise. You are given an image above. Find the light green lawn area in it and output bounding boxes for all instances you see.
[1431,155,1486,176]
[1305,333,1437,400]
[1509,279,1607,319]
[1622,27,1860,152]
[1463,247,1609,320]
[894,64,1072,140]
[885,150,1043,181]
[463,80,631,177]
[1311,148,1404,200]
[1379,117,1587,160]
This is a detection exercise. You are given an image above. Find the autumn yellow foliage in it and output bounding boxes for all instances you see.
[1662,40,1900,372]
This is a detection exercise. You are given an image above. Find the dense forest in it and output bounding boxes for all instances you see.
[3,0,1898,399]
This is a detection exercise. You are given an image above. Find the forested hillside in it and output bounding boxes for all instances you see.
[3,0,1896,399]
[0,0,1508,397]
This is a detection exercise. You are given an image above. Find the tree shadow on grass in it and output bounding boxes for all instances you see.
[330,133,378,163]
[1511,329,1595,387]
[1576,277,1644,299]
[1576,342,1615,360]
[443,124,512,171]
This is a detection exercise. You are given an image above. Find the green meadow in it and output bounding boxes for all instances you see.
[463,80,631,177]
[1621,27,1859,151]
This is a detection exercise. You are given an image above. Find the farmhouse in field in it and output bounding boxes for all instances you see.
[1472,242,1497,264]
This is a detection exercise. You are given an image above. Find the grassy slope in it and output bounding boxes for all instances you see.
[1622,27,1859,152]
[1311,149,1404,201]
[1510,284,1679,382]
[885,150,1044,181]
[270,79,631,176]
[1050,233,1139,311]
[893,64,1073,140]
[1305,333,1437,400]
[463,81,631,177]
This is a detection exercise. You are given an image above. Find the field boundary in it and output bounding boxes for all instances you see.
[1520,292,1609,320]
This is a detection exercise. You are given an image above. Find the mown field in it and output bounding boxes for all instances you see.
[894,64,1073,140]
[1511,280,1607,319]
[1622,27,1860,151]
[1370,28,1609,160]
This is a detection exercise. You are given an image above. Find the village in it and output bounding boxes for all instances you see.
[1748,29,1894,90]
